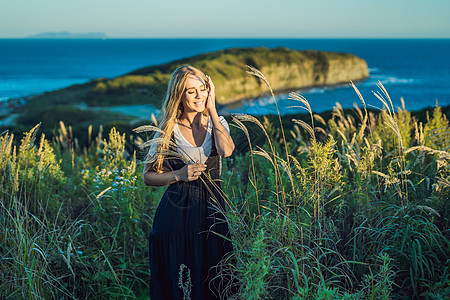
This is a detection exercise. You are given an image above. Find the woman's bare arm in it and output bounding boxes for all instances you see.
[143,162,207,187]
[210,111,235,157]
[205,75,235,157]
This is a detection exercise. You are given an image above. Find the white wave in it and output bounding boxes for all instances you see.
[304,87,327,94]
[361,75,415,86]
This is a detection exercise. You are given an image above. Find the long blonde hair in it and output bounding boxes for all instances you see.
[149,65,208,172]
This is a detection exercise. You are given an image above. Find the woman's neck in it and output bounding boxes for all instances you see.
[179,112,203,128]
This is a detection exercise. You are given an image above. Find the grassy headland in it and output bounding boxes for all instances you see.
[23,47,368,108]
[6,47,369,139]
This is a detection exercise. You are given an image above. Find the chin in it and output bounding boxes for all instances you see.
[192,105,205,112]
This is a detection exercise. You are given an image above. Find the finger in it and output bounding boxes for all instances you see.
[189,172,201,181]
[192,162,206,167]
[193,165,207,171]
[207,75,214,88]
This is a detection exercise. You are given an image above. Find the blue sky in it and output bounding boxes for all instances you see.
[1,0,449,38]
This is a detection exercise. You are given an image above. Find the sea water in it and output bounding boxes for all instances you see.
[0,38,449,115]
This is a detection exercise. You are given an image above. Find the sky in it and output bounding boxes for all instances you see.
[1,0,449,38]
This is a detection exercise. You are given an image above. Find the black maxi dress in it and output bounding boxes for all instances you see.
[149,134,233,300]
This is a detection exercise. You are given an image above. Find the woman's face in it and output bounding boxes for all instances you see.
[181,75,208,114]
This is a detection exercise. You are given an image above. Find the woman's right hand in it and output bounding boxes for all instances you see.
[178,161,207,181]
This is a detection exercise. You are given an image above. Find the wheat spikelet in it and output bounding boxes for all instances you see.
[37,134,46,171]
[349,133,357,150]
[345,153,357,170]
[0,132,14,163]
[88,124,92,143]
[246,65,271,89]
[400,97,406,111]
[334,102,345,118]
[96,187,112,199]
[252,146,275,167]
[290,127,298,139]
[373,93,391,116]
[292,119,315,140]
[313,114,327,126]
[59,121,68,139]
[138,137,174,150]
[231,116,250,139]
[157,149,190,162]
[315,127,327,136]
[151,113,158,126]
[347,115,355,129]
[278,159,293,182]
[133,125,163,134]
[350,81,367,109]
[231,113,261,214]
[232,113,268,135]
[378,81,395,114]
[405,146,450,159]
[372,170,391,180]
[0,129,8,137]
[393,170,412,177]
[352,102,368,140]
[336,129,348,143]
[289,92,312,115]
[436,177,450,187]
[381,109,404,149]
[20,123,41,153]
[358,119,368,140]
[353,103,364,123]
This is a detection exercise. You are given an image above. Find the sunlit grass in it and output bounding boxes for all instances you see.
[0,67,449,299]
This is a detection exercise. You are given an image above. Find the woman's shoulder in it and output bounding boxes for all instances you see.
[217,115,230,133]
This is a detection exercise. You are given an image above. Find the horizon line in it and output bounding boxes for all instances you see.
[1,36,450,40]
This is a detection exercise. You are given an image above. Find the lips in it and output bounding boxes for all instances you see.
[194,101,204,106]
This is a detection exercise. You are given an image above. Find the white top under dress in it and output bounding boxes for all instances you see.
[148,116,230,164]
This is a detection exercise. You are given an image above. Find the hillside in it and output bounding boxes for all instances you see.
[24,47,369,110]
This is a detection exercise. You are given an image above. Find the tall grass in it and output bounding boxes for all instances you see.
[1,67,449,299]
[220,67,450,299]
[0,122,163,299]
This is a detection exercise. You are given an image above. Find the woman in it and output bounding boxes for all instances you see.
[143,65,235,299]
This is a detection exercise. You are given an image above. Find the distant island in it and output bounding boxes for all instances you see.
[26,31,108,39]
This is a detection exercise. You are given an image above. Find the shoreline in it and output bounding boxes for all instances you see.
[1,93,449,128]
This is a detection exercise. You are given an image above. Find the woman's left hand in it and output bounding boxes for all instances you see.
[206,75,216,112]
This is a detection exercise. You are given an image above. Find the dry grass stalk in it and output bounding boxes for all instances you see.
[292,119,315,141]
[246,66,295,202]
[231,116,260,215]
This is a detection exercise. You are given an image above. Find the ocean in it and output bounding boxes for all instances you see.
[0,38,449,115]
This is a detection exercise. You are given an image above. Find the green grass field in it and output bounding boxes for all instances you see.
[1,72,449,299]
